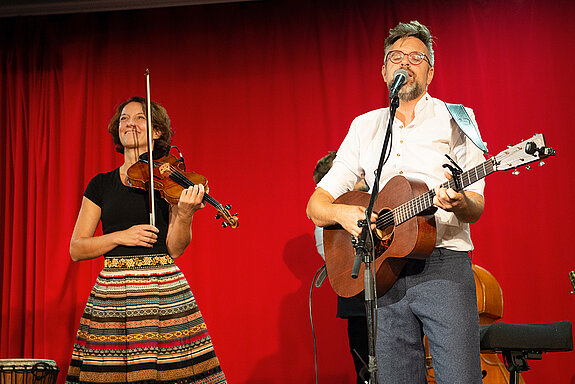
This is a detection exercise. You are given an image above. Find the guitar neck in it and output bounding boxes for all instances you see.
[392,157,496,225]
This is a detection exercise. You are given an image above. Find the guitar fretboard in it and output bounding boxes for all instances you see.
[377,157,496,229]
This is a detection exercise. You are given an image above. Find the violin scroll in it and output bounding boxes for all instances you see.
[215,204,239,228]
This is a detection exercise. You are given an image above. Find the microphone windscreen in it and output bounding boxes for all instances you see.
[394,69,409,83]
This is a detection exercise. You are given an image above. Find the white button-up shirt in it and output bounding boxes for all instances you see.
[318,93,486,251]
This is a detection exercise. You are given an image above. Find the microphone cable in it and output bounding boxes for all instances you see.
[309,264,327,384]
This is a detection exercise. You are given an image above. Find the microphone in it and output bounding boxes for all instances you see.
[388,69,409,101]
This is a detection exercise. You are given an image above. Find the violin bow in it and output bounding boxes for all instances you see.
[145,69,156,227]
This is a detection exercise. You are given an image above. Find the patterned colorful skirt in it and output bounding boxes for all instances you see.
[66,254,227,384]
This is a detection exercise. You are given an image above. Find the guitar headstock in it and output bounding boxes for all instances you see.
[215,204,239,229]
[494,134,556,172]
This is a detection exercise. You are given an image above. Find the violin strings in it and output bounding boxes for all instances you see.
[155,161,222,210]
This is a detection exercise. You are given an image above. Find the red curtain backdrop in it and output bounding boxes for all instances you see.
[1,0,574,382]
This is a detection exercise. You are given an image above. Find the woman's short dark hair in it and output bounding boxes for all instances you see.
[313,151,337,184]
[107,96,173,154]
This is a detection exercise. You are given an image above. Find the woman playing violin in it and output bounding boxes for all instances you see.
[66,96,227,384]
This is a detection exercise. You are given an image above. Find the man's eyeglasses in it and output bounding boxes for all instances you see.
[386,50,431,66]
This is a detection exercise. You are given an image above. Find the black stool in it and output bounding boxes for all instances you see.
[480,321,573,384]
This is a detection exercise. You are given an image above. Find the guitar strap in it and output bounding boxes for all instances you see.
[445,102,488,153]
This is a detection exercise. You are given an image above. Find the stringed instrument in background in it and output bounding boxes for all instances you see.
[323,134,555,298]
[425,265,525,384]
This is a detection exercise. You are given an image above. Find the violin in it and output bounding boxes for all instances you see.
[126,148,239,228]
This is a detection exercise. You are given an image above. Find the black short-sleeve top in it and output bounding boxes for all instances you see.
[83,168,171,256]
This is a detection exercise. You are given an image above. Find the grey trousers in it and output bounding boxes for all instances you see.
[375,248,483,383]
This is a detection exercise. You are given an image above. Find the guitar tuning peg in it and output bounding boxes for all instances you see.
[222,222,229,228]
[233,213,238,217]
[512,169,520,175]
[215,213,221,219]
[225,204,231,210]
[525,165,531,170]
[525,142,537,155]
[539,161,545,167]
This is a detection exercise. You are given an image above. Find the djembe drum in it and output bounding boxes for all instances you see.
[0,359,59,384]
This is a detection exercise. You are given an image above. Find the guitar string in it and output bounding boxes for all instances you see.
[373,159,495,230]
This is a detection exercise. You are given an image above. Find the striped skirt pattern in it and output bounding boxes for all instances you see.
[66,255,226,384]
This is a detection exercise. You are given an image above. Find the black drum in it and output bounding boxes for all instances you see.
[0,359,59,384]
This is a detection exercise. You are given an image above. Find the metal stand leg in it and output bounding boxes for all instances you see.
[364,261,378,383]
[502,350,539,384]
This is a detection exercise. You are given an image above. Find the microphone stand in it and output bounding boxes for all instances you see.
[351,95,399,384]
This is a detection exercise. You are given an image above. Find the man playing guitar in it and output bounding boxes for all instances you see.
[306,21,485,383]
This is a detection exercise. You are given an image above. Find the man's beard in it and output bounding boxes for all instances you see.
[398,80,425,102]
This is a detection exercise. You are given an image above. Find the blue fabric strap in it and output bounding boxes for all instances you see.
[445,102,488,153]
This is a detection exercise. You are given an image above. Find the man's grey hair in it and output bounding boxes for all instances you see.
[384,21,434,66]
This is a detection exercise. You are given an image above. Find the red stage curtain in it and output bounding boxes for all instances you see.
[1,1,574,383]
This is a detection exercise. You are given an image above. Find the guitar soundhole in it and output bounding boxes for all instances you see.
[374,208,394,257]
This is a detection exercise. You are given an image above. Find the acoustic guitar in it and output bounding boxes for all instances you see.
[323,134,555,298]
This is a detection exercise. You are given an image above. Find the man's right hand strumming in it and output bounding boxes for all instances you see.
[306,187,377,238]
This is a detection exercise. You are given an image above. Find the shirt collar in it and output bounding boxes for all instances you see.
[415,92,432,113]
[392,92,433,127]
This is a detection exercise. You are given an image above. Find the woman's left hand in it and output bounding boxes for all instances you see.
[177,184,206,217]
